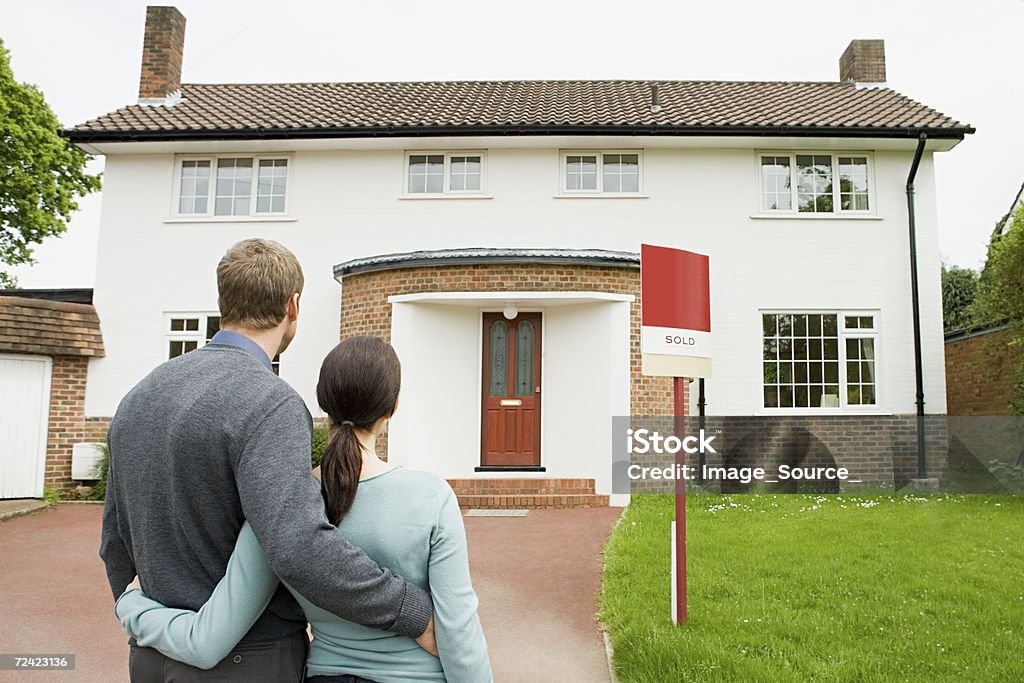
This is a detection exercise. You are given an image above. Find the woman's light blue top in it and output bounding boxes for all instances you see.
[115,468,492,682]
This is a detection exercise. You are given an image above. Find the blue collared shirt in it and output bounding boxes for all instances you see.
[208,330,274,372]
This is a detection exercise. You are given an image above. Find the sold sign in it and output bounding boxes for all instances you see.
[640,244,712,378]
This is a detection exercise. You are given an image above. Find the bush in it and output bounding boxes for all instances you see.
[87,442,109,501]
[311,425,330,468]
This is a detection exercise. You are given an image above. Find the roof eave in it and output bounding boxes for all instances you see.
[64,123,974,145]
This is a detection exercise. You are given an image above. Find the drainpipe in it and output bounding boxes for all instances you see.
[697,379,706,483]
[906,132,928,479]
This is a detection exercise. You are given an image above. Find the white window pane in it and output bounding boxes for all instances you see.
[215,197,232,215]
[620,172,639,193]
[271,196,285,212]
[256,159,287,213]
[426,173,443,193]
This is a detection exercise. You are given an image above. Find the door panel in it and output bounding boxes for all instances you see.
[481,312,541,467]
[0,355,52,499]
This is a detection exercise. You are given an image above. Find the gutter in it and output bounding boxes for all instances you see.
[63,123,974,145]
[905,133,928,480]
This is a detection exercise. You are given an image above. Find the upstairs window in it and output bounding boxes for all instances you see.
[166,313,280,375]
[562,151,641,194]
[759,153,872,214]
[406,152,484,195]
[175,156,289,217]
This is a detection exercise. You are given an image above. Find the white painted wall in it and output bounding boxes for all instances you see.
[387,298,631,496]
[85,137,950,424]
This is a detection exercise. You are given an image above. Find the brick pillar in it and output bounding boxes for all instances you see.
[45,356,92,490]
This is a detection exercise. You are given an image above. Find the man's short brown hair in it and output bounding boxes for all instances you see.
[217,239,304,329]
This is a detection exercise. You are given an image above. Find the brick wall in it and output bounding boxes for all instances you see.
[45,357,107,490]
[944,327,1018,416]
[339,262,679,459]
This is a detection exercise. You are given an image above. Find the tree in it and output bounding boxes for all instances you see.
[0,38,101,288]
[974,205,1024,414]
[940,264,979,333]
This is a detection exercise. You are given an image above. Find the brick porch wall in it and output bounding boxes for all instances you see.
[338,262,678,459]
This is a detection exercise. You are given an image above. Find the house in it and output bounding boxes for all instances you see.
[58,6,973,505]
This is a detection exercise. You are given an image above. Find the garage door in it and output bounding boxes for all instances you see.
[0,355,52,499]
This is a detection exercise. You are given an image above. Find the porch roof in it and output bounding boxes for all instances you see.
[333,248,639,277]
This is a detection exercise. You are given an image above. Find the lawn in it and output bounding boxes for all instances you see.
[599,494,1024,682]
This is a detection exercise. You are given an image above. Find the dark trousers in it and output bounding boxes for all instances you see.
[129,631,308,682]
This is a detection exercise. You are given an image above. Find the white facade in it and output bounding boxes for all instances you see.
[84,135,954,495]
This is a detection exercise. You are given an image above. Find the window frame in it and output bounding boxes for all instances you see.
[759,309,882,414]
[172,154,292,219]
[559,150,644,196]
[402,151,487,197]
[756,151,875,216]
[164,312,281,375]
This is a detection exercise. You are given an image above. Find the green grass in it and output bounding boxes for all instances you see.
[599,494,1024,682]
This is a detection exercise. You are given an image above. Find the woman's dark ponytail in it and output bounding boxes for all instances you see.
[319,424,364,525]
[316,337,401,525]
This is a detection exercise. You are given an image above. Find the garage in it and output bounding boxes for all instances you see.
[0,292,105,498]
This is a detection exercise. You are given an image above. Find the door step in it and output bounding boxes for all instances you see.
[448,478,596,495]
[456,493,609,509]
[447,478,607,509]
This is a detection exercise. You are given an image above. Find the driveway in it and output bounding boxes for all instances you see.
[0,504,620,682]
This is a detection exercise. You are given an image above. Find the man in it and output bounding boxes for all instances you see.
[101,239,435,681]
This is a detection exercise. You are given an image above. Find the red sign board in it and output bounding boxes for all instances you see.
[641,244,711,331]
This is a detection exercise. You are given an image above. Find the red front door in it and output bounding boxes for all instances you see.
[480,312,542,467]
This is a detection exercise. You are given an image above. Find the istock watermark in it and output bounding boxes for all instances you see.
[626,427,718,455]
[611,414,1024,495]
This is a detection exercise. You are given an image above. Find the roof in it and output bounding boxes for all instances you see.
[944,320,1010,343]
[0,288,94,305]
[66,80,973,143]
[0,296,105,358]
[334,248,640,277]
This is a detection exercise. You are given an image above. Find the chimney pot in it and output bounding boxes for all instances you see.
[138,6,186,102]
[839,39,886,85]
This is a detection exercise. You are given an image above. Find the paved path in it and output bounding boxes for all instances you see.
[0,504,621,682]
[0,504,125,682]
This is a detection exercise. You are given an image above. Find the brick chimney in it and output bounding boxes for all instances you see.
[138,6,186,103]
[839,39,886,85]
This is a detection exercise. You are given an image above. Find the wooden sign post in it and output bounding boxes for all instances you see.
[640,244,711,626]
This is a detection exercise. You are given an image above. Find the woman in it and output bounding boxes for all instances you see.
[114,336,492,683]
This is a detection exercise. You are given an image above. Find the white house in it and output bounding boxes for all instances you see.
[65,7,972,506]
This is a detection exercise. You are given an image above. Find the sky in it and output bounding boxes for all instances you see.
[2,0,1022,288]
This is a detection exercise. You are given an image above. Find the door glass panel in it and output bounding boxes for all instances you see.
[515,321,534,396]
[488,320,508,396]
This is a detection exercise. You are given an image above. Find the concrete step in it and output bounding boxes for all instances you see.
[455,493,610,510]
[447,478,596,496]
